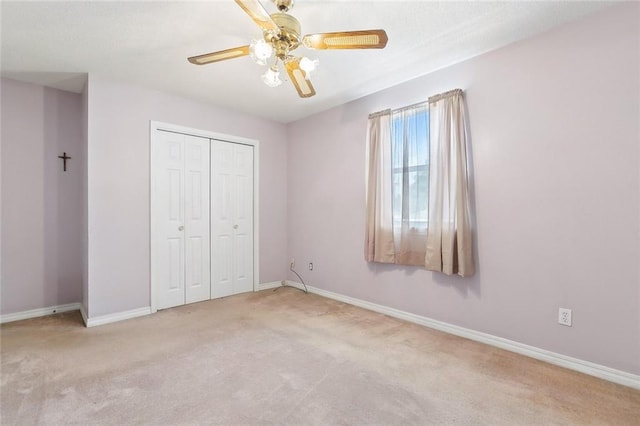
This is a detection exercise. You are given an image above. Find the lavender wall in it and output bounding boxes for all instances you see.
[286,4,639,375]
[1,78,83,314]
[86,75,288,317]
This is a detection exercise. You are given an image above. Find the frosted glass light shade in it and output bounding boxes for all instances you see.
[250,39,273,65]
[299,57,319,79]
[262,66,282,87]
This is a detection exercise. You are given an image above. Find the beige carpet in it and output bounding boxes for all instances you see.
[1,288,639,425]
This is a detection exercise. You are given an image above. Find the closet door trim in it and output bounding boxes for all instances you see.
[149,121,260,314]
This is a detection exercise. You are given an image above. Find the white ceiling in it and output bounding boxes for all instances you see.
[1,1,613,123]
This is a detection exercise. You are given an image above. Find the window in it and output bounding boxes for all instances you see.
[391,104,429,232]
[365,90,473,274]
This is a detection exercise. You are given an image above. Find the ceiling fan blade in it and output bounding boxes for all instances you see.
[302,29,388,50]
[187,46,250,65]
[285,58,316,98]
[234,0,280,34]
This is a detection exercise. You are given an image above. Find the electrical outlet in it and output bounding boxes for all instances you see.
[308,262,313,271]
[558,308,572,326]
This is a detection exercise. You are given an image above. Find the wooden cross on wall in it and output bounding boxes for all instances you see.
[58,152,71,172]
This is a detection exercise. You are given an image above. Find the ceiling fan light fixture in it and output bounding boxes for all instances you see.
[189,0,389,98]
[250,39,273,65]
[299,57,319,79]
[262,65,282,87]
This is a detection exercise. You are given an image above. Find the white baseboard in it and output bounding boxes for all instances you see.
[85,306,151,327]
[284,281,640,390]
[0,303,81,324]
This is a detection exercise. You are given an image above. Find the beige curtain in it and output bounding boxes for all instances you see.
[364,110,395,263]
[425,89,474,276]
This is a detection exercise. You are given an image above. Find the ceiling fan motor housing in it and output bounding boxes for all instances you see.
[267,13,301,58]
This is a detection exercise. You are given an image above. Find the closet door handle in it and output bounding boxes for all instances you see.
[178,225,184,231]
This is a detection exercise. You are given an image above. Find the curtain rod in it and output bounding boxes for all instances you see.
[368,100,427,119]
[428,88,463,103]
[368,88,464,119]
[368,109,391,119]
[393,100,428,112]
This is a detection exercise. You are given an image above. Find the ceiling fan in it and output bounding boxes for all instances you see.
[188,0,388,98]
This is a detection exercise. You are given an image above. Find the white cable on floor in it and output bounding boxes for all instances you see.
[274,262,308,294]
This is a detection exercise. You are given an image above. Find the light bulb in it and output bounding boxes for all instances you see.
[250,39,273,65]
[299,57,319,79]
[262,66,282,87]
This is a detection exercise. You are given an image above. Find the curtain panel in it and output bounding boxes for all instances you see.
[425,89,474,276]
[364,110,395,263]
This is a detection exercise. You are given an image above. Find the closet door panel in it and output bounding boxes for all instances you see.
[152,131,211,309]
[211,140,236,298]
[211,140,254,298]
[153,132,186,309]
[233,143,254,294]
[185,137,211,304]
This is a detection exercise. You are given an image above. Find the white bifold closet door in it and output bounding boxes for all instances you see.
[210,140,254,299]
[153,131,211,310]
